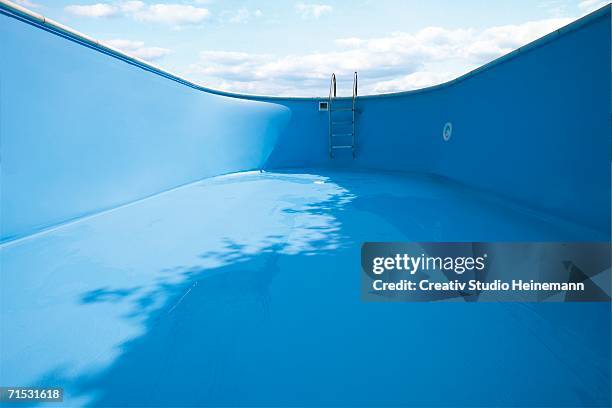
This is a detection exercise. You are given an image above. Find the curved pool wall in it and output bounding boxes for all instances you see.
[0,1,610,242]
[0,5,292,241]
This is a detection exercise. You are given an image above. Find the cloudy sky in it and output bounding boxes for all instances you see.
[11,0,610,96]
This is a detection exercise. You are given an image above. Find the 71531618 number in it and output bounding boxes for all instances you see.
[0,387,63,402]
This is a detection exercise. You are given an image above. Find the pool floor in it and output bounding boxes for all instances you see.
[1,169,610,406]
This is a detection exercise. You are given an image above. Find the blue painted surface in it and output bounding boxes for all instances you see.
[0,3,610,407]
[1,170,610,407]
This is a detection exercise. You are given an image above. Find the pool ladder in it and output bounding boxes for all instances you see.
[328,72,357,158]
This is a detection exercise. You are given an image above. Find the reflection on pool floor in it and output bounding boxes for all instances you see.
[1,169,609,407]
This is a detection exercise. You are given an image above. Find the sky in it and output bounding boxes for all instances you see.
[10,0,611,96]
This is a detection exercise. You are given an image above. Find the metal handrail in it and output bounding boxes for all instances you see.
[328,73,336,157]
[352,72,357,158]
[329,73,337,100]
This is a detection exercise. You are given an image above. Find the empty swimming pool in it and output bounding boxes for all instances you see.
[1,1,610,407]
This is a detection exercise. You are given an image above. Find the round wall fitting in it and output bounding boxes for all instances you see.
[443,122,452,141]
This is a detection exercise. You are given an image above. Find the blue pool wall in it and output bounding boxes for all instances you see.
[0,9,291,241]
[1,3,610,241]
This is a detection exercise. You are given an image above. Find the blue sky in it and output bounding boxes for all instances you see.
[11,0,610,95]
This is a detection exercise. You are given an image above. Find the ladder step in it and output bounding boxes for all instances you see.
[332,121,353,125]
[331,108,353,112]
[331,145,353,149]
[331,133,353,137]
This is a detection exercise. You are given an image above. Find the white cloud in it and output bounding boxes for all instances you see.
[460,18,572,62]
[104,39,172,61]
[334,37,363,47]
[133,4,210,25]
[65,2,210,26]
[220,8,263,24]
[295,3,332,19]
[65,3,118,17]
[578,0,609,13]
[119,0,144,13]
[373,71,457,93]
[190,51,271,80]
[186,16,572,96]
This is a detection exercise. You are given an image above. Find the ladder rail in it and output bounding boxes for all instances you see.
[328,73,336,158]
[352,71,357,158]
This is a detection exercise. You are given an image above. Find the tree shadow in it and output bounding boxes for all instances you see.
[64,180,355,407]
